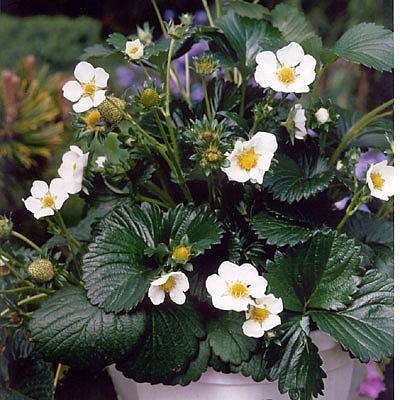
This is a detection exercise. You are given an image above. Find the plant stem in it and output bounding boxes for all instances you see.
[311,60,335,100]
[330,99,394,165]
[11,230,42,253]
[216,0,222,17]
[55,212,82,254]
[171,64,192,108]
[202,0,215,26]
[239,80,247,117]
[138,60,153,83]
[136,195,169,208]
[336,190,362,231]
[201,75,212,121]
[0,286,34,294]
[150,0,167,36]
[54,364,64,389]
[0,248,25,269]
[0,293,48,317]
[185,53,190,100]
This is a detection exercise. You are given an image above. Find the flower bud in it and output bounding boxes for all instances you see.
[172,245,191,264]
[201,146,223,168]
[97,96,126,124]
[315,107,330,124]
[0,217,13,238]
[27,259,55,283]
[193,54,220,76]
[140,88,161,108]
[180,13,193,26]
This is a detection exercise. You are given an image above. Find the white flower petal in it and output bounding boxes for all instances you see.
[92,90,106,107]
[277,42,304,67]
[151,274,170,286]
[222,163,250,183]
[34,208,55,220]
[174,272,190,291]
[62,80,83,102]
[70,145,84,156]
[254,66,274,88]
[249,132,278,154]
[262,294,283,314]
[148,285,165,305]
[236,263,259,284]
[31,180,48,198]
[205,274,227,297]
[23,197,42,213]
[74,61,95,83]
[295,54,316,85]
[50,178,68,195]
[169,289,186,305]
[54,191,69,210]
[256,51,277,69]
[214,295,249,312]
[242,319,264,338]
[261,314,281,331]
[218,261,240,281]
[73,97,93,113]
[94,67,109,88]
[248,275,268,298]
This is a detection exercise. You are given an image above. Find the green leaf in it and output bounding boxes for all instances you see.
[2,330,53,400]
[310,269,393,362]
[268,317,326,400]
[266,231,363,313]
[80,44,116,61]
[251,211,315,247]
[332,23,393,71]
[117,302,205,384]
[0,388,33,400]
[208,78,241,117]
[231,353,267,382]
[207,312,258,365]
[336,109,393,150]
[83,203,223,312]
[29,286,146,369]
[169,340,210,386]
[270,3,318,43]
[215,12,284,75]
[224,0,270,20]
[106,32,127,51]
[264,155,334,204]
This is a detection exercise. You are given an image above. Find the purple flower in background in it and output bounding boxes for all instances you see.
[307,128,318,138]
[355,149,389,180]
[334,196,370,213]
[359,362,385,399]
[116,66,137,88]
[191,83,204,103]
[273,92,297,101]
[163,9,176,21]
[194,10,208,25]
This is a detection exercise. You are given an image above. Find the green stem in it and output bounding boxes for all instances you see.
[239,80,247,117]
[171,64,192,108]
[0,293,48,317]
[0,248,25,269]
[202,0,215,27]
[311,60,335,100]
[55,212,82,253]
[201,75,212,121]
[216,0,222,17]
[150,0,167,36]
[336,190,362,231]
[11,231,42,253]
[185,53,190,100]
[0,286,53,295]
[138,60,153,83]
[330,99,394,165]
[136,195,169,208]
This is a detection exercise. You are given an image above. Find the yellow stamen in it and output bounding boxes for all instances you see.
[250,306,269,323]
[82,82,96,96]
[161,276,176,292]
[236,148,259,171]
[85,110,101,129]
[42,193,55,208]
[370,172,385,190]
[172,245,191,263]
[277,66,296,85]
[228,282,249,298]
[130,47,139,55]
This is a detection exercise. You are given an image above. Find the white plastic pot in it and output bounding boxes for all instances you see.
[108,331,366,400]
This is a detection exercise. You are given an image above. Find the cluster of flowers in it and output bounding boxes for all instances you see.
[23,37,394,339]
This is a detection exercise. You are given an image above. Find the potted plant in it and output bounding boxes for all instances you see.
[0,1,393,399]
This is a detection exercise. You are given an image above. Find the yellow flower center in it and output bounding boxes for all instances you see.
[250,306,269,323]
[277,66,296,85]
[41,193,55,208]
[172,245,191,263]
[228,282,249,298]
[83,82,96,96]
[236,148,259,171]
[130,47,139,55]
[85,110,101,128]
[161,276,176,292]
[370,172,385,190]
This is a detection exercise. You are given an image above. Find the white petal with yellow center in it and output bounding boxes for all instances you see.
[125,39,144,60]
[222,132,277,184]
[366,160,394,201]
[148,271,189,305]
[254,42,316,93]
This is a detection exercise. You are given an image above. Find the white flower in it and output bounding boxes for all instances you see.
[148,271,189,305]
[137,24,153,44]
[57,146,89,194]
[23,179,69,219]
[221,132,278,184]
[255,42,316,93]
[125,39,144,60]
[0,255,8,267]
[62,61,109,113]
[205,261,268,312]
[242,294,283,338]
[95,156,107,169]
[366,160,394,201]
[315,107,330,124]
[292,104,307,140]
